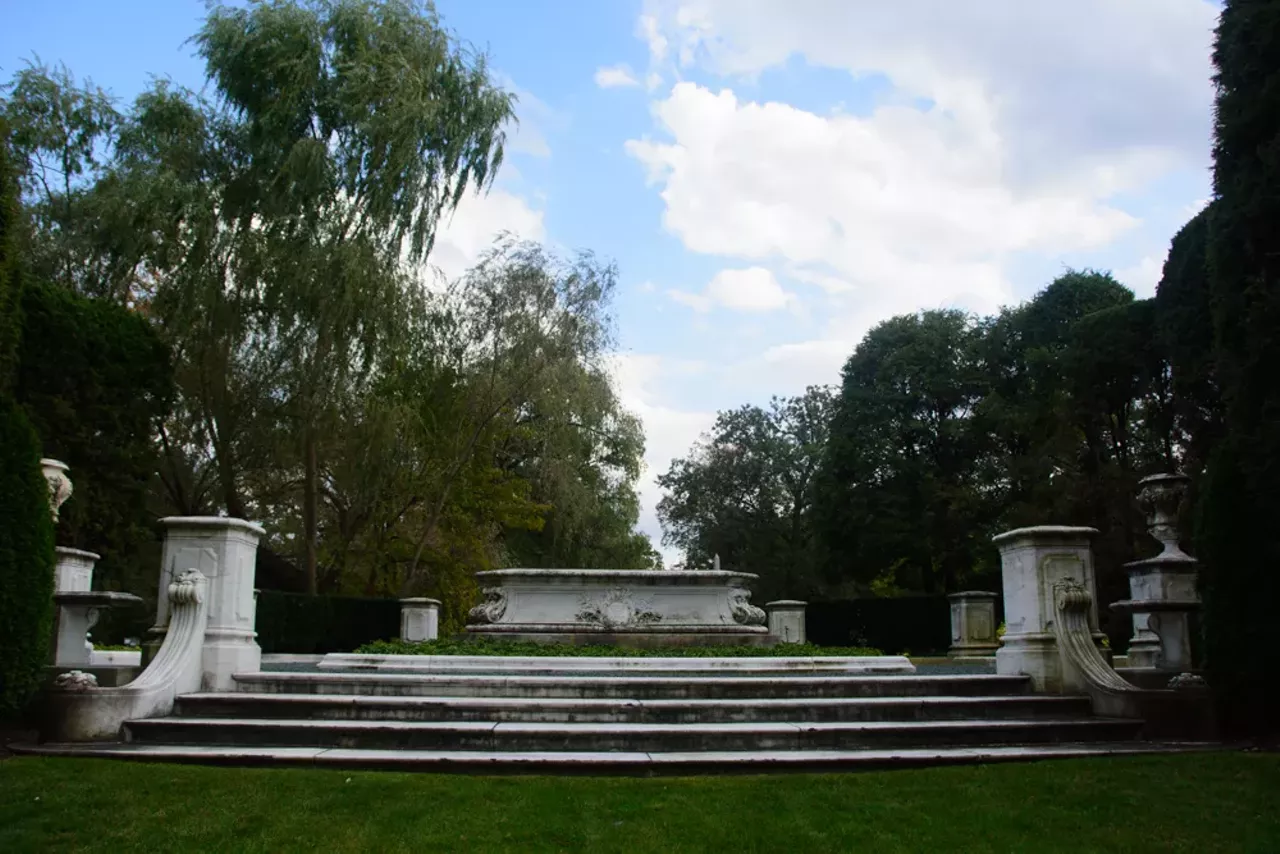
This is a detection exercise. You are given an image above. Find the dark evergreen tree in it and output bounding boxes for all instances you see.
[1197,0,1280,735]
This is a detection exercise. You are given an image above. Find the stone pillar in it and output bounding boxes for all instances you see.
[1125,613,1162,668]
[400,598,441,643]
[149,517,264,690]
[947,591,1000,657]
[765,600,807,644]
[993,526,1104,692]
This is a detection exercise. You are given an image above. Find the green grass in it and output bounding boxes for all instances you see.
[354,637,884,657]
[1,753,1277,852]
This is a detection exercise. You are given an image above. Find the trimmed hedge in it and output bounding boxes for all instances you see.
[255,591,400,654]
[0,396,56,717]
[807,596,1001,656]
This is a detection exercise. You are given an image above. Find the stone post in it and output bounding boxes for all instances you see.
[947,591,1000,657]
[765,600,807,644]
[993,526,1104,692]
[146,517,264,690]
[400,598,441,643]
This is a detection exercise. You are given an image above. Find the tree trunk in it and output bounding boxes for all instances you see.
[303,426,319,595]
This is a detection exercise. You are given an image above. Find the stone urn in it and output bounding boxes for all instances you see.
[1136,473,1191,560]
[40,458,73,523]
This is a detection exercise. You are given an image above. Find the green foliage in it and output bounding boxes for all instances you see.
[0,121,22,394]
[255,590,399,654]
[658,386,834,600]
[355,637,883,657]
[1197,0,1280,735]
[14,280,173,599]
[0,396,56,718]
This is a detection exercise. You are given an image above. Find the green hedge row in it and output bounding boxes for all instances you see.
[255,591,400,654]
[806,596,1000,656]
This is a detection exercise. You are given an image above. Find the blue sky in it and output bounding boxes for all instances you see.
[2,1,1219,563]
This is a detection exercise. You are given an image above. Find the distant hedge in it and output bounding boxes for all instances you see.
[255,591,400,654]
[806,596,1000,656]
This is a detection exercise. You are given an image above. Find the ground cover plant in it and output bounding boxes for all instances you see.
[1,753,1277,853]
[354,637,883,657]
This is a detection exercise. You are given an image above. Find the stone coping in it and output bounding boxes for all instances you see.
[947,591,998,599]
[1108,598,1202,613]
[991,525,1099,546]
[54,546,101,560]
[53,590,144,607]
[159,515,266,536]
[475,568,760,581]
[400,598,442,604]
[319,653,915,673]
[467,623,768,634]
[764,600,807,607]
[1123,554,1198,570]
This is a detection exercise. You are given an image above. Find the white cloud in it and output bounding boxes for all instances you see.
[595,64,641,89]
[1116,255,1164,298]
[610,353,716,566]
[428,189,546,284]
[668,266,795,313]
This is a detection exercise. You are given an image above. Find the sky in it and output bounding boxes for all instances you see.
[2,0,1219,565]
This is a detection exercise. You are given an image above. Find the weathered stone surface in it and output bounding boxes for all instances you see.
[992,526,1105,692]
[947,591,999,657]
[465,569,769,645]
[765,600,807,644]
[400,598,440,643]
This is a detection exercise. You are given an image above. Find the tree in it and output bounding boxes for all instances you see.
[0,126,55,718]
[1197,0,1280,735]
[659,386,834,600]
[815,311,990,596]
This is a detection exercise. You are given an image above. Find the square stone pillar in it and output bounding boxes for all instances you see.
[155,517,265,690]
[400,598,441,643]
[765,600,807,644]
[993,526,1103,692]
[947,591,999,657]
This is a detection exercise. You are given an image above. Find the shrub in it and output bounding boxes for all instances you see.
[0,396,56,717]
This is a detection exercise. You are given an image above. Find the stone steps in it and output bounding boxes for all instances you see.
[317,653,914,676]
[16,741,1212,775]
[231,672,1032,700]
[124,716,1143,752]
[175,692,1092,724]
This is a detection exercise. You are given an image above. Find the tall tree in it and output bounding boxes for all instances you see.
[1197,0,1280,735]
[659,386,834,600]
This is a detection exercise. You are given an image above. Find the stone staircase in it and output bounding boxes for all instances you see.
[21,657,1208,773]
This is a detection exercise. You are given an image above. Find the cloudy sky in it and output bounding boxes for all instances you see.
[3,0,1219,564]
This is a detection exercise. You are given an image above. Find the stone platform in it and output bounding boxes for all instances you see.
[465,569,770,646]
[15,654,1215,772]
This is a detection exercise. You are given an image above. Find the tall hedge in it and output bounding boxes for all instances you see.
[1199,0,1280,735]
[15,281,173,601]
[0,120,20,394]
[0,396,56,717]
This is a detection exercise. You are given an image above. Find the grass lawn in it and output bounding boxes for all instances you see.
[1,752,1277,853]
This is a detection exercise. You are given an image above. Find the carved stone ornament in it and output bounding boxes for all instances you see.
[468,587,507,624]
[729,587,766,626]
[169,568,206,605]
[54,670,99,692]
[576,587,661,628]
[40,458,73,523]
[1137,473,1190,559]
[1167,672,1207,691]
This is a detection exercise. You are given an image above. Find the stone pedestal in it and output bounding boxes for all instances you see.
[993,526,1104,692]
[54,547,98,593]
[147,517,264,690]
[1124,613,1162,668]
[765,600,807,644]
[53,591,143,667]
[400,598,441,643]
[947,591,999,657]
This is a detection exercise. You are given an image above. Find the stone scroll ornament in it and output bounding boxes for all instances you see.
[729,588,766,626]
[575,587,661,629]
[1052,579,1137,695]
[468,587,507,624]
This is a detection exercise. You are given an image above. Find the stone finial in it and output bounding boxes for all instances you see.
[1137,473,1190,559]
[712,554,721,571]
[40,458,73,523]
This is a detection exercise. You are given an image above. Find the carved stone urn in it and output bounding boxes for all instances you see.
[1136,473,1191,560]
[40,458,73,523]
